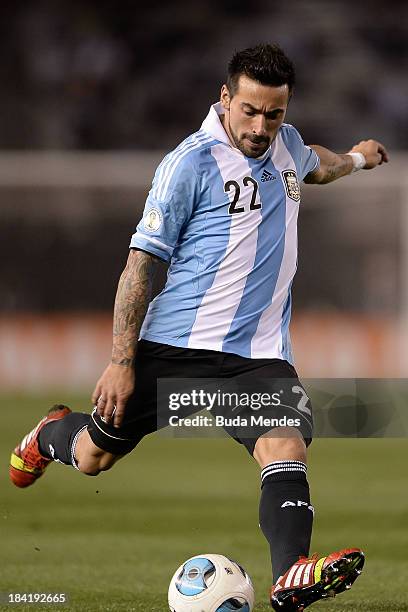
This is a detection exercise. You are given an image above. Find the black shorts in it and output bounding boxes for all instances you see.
[87,339,313,456]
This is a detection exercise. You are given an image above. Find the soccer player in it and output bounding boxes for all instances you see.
[10,44,388,610]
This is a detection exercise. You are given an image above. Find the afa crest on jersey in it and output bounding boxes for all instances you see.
[282,169,300,202]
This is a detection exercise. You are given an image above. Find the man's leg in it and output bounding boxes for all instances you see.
[254,427,365,612]
[254,426,313,584]
[9,405,135,487]
[37,408,127,475]
[10,341,217,488]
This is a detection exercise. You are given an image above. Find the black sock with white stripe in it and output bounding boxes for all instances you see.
[38,412,90,467]
[259,460,314,583]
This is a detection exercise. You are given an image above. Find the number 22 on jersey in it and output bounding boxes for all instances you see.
[224,176,261,215]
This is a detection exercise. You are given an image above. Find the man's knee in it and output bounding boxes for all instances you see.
[77,453,120,476]
[253,426,307,468]
[74,429,122,476]
[78,461,101,477]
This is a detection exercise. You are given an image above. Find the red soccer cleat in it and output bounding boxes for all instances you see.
[270,548,365,611]
[10,405,71,488]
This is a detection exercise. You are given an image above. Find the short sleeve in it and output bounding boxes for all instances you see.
[130,154,199,262]
[299,142,320,179]
[281,125,320,181]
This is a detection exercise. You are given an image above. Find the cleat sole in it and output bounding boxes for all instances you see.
[271,550,365,611]
[321,550,365,596]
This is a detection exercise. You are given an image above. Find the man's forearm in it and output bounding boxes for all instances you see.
[305,145,354,184]
[111,249,157,367]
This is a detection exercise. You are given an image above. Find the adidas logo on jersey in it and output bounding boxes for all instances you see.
[261,169,276,182]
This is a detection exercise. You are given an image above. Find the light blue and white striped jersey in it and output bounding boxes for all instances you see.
[130,103,319,362]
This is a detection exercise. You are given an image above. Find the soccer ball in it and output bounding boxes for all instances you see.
[168,553,255,611]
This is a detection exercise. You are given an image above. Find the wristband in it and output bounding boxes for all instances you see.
[347,151,366,173]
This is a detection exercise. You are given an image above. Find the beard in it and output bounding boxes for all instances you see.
[228,121,271,158]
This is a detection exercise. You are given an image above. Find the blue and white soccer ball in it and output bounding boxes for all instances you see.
[168,553,255,611]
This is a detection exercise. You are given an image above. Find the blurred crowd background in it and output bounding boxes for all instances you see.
[1,0,407,150]
[1,0,408,388]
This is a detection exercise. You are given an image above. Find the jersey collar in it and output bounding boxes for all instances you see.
[201,102,232,146]
[201,102,271,160]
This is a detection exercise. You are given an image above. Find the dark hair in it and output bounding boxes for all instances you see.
[227,44,295,96]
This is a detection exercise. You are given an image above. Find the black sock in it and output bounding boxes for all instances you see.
[259,461,314,583]
[38,412,90,467]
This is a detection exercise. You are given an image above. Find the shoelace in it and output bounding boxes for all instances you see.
[272,553,321,592]
[20,442,50,471]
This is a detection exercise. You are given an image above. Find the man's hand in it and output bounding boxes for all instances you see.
[306,140,390,184]
[349,139,389,169]
[91,363,135,428]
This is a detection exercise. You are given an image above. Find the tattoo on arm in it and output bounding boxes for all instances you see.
[111,249,158,366]
[304,146,354,184]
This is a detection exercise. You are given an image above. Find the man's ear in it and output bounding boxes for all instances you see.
[220,84,231,111]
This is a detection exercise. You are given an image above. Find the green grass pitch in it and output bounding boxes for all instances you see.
[1,393,407,611]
